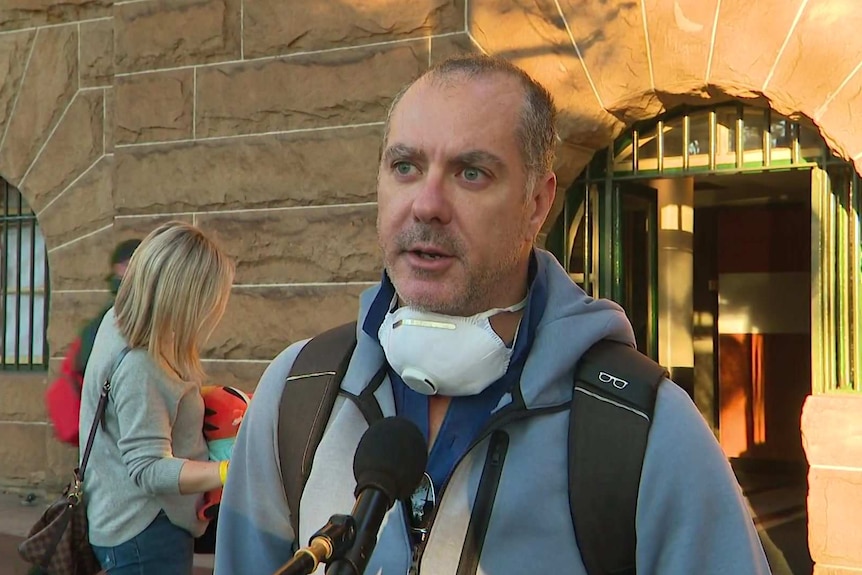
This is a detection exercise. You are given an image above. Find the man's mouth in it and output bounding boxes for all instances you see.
[411,249,446,260]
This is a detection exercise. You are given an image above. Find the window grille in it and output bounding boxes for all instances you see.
[547,103,861,393]
[0,179,49,370]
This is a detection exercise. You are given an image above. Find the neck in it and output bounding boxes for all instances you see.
[488,308,524,347]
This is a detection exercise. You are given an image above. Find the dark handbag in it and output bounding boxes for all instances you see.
[18,348,130,575]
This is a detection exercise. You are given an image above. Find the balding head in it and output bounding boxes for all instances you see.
[382,55,558,195]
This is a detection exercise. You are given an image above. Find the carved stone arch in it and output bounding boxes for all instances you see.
[467,0,862,199]
[466,3,862,570]
[0,23,117,372]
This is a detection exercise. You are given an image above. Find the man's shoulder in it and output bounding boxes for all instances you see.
[252,339,313,404]
[647,377,721,459]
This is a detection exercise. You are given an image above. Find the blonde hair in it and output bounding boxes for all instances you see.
[114,221,235,382]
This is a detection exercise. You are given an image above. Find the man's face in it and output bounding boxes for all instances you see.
[377,74,554,316]
[113,261,129,279]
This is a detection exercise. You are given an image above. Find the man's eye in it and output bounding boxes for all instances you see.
[394,162,415,175]
[462,167,484,181]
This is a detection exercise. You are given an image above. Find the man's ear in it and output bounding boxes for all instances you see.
[527,172,557,239]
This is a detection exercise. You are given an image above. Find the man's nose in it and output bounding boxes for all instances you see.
[411,172,452,225]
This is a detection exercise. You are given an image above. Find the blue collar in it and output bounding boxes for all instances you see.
[362,252,548,492]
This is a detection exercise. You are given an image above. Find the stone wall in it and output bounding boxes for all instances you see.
[0,4,115,491]
[802,395,862,574]
[0,0,477,492]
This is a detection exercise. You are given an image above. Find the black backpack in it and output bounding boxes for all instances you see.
[277,322,667,575]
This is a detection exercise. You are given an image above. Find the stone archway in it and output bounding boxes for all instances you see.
[0,24,118,350]
[466,0,862,208]
[467,1,862,570]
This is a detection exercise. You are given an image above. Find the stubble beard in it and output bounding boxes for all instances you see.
[382,222,528,316]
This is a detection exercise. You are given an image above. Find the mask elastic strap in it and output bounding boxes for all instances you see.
[477,295,528,319]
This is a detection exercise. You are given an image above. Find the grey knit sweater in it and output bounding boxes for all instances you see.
[79,308,210,546]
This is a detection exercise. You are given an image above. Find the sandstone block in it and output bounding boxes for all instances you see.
[0,372,48,423]
[430,33,477,64]
[243,0,465,58]
[0,0,110,33]
[470,0,621,149]
[80,18,113,87]
[557,0,653,110]
[38,156,113,249]
[114,214,194,244]
[767,3,862,120]
[202,360,268,394]
[808,467,862,568]
[116,70,194,145]
[642,0,716,93]
[47,291,113,356]
[196,205,380,285]
[114,126,381,214]
[115,0,241,74]
[0,30,35,135]
[814,566,862,575]
[801,394,862,468]
[709,0,799,90]
[816,67,862,162]
[104,88,114,152]
[45,428,78,490]
[196,42,427,138]
[0,25,77,185]
[20,90,103,214]
[48,224,115,291]
[205,285,367,361]
[0,423,48,485]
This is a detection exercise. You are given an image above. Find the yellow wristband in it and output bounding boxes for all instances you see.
[218,460,229,486]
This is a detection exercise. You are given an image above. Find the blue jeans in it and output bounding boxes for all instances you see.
[91,511,194,575]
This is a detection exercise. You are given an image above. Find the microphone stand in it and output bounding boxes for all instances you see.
[273,515,356,575]
[325,490,390,575]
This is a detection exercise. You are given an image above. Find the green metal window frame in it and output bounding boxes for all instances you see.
[811,165,862,393]
[1,179,49,370]
[547,102,862,394]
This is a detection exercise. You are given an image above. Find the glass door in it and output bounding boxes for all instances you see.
[612,182,658,359]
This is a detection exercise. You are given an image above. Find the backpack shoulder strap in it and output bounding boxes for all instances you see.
[277,321,357,540]
[569,340,668,575]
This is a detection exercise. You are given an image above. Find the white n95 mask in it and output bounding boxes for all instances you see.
[377,299,526,396]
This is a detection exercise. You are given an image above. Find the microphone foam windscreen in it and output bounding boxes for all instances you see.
[353,416,428,502]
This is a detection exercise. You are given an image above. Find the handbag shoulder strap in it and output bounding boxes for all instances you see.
[78,346,131,479]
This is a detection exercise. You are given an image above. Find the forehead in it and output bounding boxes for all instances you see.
[387,74,524,159]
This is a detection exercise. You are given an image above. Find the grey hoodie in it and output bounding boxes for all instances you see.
[214,250,770,574]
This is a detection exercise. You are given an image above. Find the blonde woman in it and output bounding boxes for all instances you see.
[79,221,235,575]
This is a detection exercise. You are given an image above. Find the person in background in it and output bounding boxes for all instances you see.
[45,238,142,449]
[80,221,235,575]
[75,238,142,388]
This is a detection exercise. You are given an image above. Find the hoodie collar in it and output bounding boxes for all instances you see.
[351,250,635,410]
[361,250,545,348]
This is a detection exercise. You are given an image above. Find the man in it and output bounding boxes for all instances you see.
[46,238,142,446]
[214,56,770,574]
[74,238,142,379]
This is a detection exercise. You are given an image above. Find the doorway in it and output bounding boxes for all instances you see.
[692,170,811,463]
[545,102,862,575]
[609,170,813,461]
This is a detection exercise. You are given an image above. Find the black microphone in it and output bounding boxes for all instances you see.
[326,416,427,575]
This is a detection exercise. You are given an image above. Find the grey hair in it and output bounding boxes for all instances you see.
[381,55,558,195]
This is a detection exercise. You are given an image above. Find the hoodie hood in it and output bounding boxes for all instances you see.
[353,249,635,409]
[518,250,635,408]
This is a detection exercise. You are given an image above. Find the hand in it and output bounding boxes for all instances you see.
[198,487,222,521]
